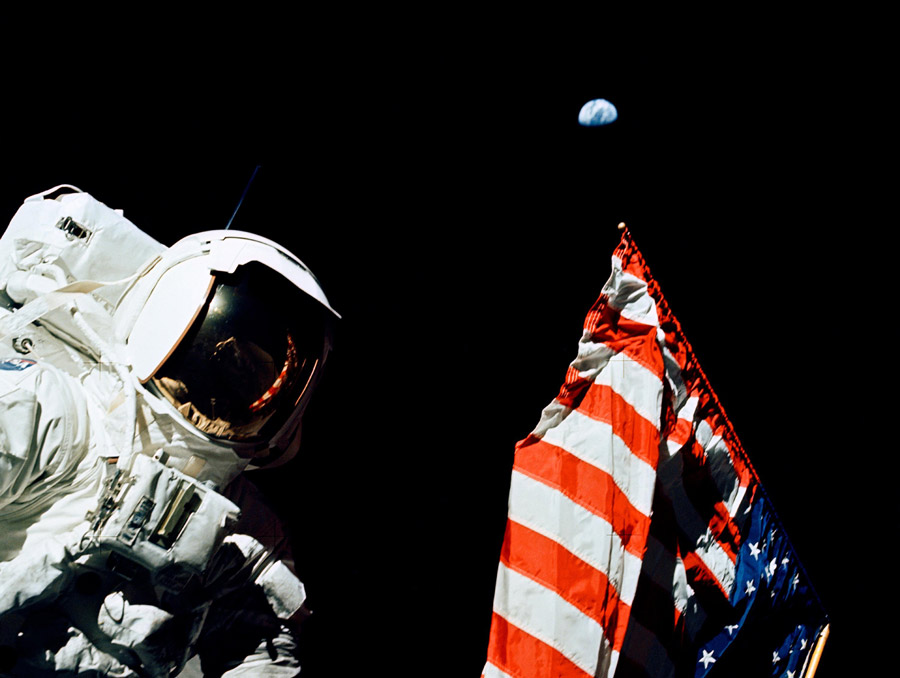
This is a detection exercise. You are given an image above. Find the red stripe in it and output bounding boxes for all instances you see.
[614,237,647,281]
[486,612,593,678]
[585,301,664,377]
[666,415,694,450]
[557,296,664,413]
[577,382,660,469]
[500,520,632,652]
[514,439,650,557]
[682,551,729,599]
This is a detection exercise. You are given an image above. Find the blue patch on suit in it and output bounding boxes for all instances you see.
[0,358,37,371]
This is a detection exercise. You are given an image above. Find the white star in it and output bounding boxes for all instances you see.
[787,671,795,678]
[800,638,808,651]
[772,650,781,665]
[745,580,756,595]
[748,542,761,559]
[792,574,800,591]
[782,557,790,569]
[767,557,778,578]
[725,624,739,636]
[699,649,716,669]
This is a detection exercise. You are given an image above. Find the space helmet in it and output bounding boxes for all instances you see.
[118,230,338,467]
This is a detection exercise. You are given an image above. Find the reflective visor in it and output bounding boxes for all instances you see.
[148,262,331,443]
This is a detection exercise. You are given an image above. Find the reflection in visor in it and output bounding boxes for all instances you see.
[147,262,330,444]
[249,334,298,413]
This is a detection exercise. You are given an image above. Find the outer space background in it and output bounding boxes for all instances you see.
[0,22,891,676]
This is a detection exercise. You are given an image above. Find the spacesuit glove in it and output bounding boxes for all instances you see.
[0,533,200,678]
[0,533,80,619]
[0,625,135,678]
[1,582,203,678]
[0,533,123,677]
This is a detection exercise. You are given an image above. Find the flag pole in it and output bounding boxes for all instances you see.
[803,624,830,678]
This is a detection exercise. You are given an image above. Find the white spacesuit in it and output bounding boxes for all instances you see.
[0,186,338,676]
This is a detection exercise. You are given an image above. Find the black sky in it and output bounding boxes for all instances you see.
[1,22,888,676]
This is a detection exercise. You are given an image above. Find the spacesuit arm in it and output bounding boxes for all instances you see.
[192,532,305,676]
[0,359,91,562]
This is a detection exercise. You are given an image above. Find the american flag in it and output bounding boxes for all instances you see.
[482,231,828,678]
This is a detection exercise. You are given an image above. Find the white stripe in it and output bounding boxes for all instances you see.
[541,408,656,516]
[666,396,699,457]
[730,484,748,518]
[665,437,684,458]
[660,340,687,413]
[694,421,746,517]
[538,346,661,441]
[481,662,515,678]
[531,399,573,439]
[492,563,608,676]
[569,333,617,377]
[607,650,620,678]
[508,470,644,606]
[657,451,737,594]
[618,618,676,678]
[667,400,745,519]
[673,394,699,423]
[606,258,660,327]
[694,528,736,594]
[591,352,663,426]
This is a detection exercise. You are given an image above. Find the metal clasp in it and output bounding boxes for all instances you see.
[55,216,93,243]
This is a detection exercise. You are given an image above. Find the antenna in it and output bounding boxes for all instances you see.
[225,165,262,230]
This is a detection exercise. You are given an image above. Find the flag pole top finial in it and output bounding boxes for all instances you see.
[617,222,627,231]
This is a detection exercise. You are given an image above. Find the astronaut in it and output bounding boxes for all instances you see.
[0,186,338,676]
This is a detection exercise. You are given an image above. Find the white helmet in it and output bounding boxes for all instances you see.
[117,230,338,467]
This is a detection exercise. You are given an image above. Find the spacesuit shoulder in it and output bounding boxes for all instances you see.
[0,188,165,307]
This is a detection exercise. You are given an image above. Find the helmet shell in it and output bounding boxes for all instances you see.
[121,230,338,462]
